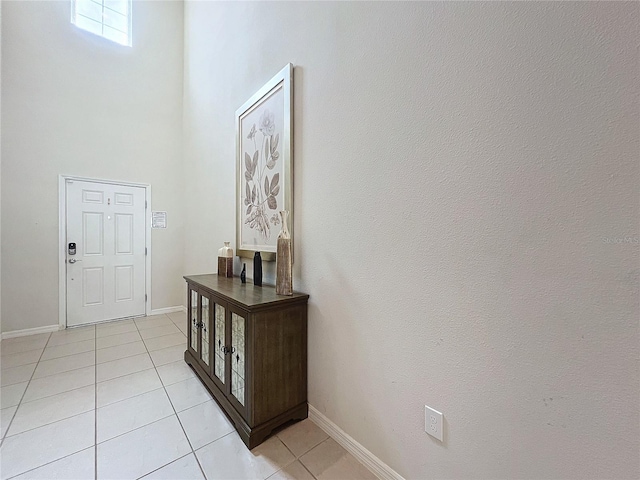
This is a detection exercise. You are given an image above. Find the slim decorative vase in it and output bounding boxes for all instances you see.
[276,210,293,295]
[253,252,262,286]
[240,264,246,284]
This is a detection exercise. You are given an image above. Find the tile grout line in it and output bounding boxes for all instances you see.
[1,331,101,478]
[88,316,145,331]
[161,317,211,479]
[158,312,287,478]
[13,402,180,455]
[96,360,154,383]
[45,331,96,343]
[97,338,145,351]
[130,425,249,480]
[95,323,98,480]
[0,317,188,478]
[133,451,194,480]
[2,322,141,463]
[5,375,184,440]
[1,322,178,354]
[264,439,302,480]
[296,447,320,480]
[4,325,98,478]
[12,380,95,406]
[279,435,297,459]
[1,347,52,362]
[25,344,93,362]
[300,462,319,480]
[3,332,184,386]
[1,317,139,479]
[141,314,308,479]
[4,446,95,480]
[132,315,210,479]
[31,352,131,383]
[0,332,54,447]
[98,385,165,410]
[2,396,95,439]
[5,318,180,356]
[32,346,95,364]
[265,459,319,480]
[162,314,210,479]
[1,363,40,387]
[95,361,197,404]
[176,308,308,480]
[99,326,182,344]
[26,362,97,383]
[21,353,194,409]
[265,431,321,480]
[275,430,334,480]
[98,412,176,446]
[55,415,322,480]
[96,343,149,364]
[3,316,319,480]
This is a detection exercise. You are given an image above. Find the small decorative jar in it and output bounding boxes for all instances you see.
[217,242,234,278]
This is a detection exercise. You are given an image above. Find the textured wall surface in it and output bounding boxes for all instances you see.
[183,2,639,478]
[0,0,3,334]
[1,1,185,332]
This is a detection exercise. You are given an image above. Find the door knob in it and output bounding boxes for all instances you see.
[68,258,82,264]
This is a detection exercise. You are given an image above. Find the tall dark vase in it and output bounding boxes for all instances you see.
[253,252,262,286]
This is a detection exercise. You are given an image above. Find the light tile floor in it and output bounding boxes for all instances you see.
[0,313,376,480]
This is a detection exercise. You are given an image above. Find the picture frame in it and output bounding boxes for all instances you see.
[236,64,293,261]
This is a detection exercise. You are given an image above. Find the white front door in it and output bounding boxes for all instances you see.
[66,180,146,327]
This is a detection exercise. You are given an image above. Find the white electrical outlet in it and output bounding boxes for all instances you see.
[425,405,443,441]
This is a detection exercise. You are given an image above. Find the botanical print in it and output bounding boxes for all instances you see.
[239,85,285,251]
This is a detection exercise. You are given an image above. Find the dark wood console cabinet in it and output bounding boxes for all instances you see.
[183,274,309,449]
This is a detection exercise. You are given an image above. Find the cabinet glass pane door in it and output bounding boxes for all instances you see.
[201,297,210,366]
[190,290,198,352]
[231,313,245,406]
[213,304,226,383]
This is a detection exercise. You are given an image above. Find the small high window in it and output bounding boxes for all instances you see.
[71,0,132,47]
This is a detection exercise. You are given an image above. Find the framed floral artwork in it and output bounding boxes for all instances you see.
[236,64,293,260]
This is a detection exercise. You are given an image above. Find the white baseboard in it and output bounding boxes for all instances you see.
[1,324,60,340]
[2,308,185,338]
[308,405,404,480]
[150,306,185,315]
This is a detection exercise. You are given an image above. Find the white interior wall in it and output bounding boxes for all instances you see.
[1,0,185,333]
[0,0,3,335]
[1,1,638,477]
[182,2,639,479]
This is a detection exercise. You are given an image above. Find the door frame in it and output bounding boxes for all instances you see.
[58,175,152,330]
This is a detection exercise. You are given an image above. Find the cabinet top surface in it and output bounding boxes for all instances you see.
[184,274,309,308]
